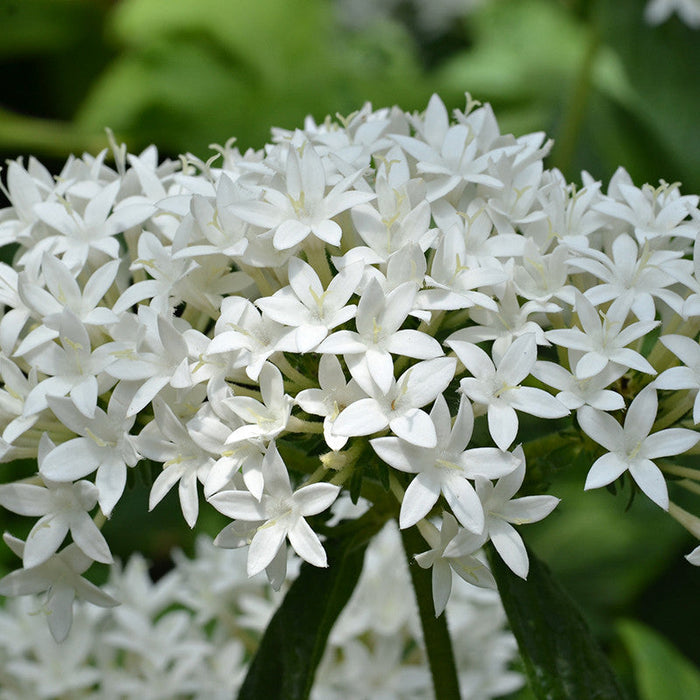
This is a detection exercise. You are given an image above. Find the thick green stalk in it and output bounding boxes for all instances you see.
[400,524,461,700]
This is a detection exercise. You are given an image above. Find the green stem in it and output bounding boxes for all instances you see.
[653,391,694,431]
[659,463,700,481]
[400,525,461,700]
[0,106,109,156]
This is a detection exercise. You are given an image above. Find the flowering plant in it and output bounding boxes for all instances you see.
[0,92,698,697]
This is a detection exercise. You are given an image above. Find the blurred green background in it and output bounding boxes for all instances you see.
[1,0,699,696]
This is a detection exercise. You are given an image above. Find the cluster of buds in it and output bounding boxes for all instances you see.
[0,93,698,643]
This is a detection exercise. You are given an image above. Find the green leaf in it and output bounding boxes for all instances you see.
[618,620,700,700]
[488,542,630,700]
[595,0,700,193]
[237,511,386,700]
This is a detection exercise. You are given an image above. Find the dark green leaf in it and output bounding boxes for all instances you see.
[237,511,386,700]
[488,542,629,700]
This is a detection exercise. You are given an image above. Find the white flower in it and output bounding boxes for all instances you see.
[137,399,214,527]
[393,94,505,201]
[40,384,140,516]
[33,179,149,272]
[106,308,192,417]
[318,278,443,394]
[475,450,560,578]
[449,333,569,451]
[229,142,373,250]
[206,296,293,380]
[578,385,700,509]
[545,292,658,379]
[0,534,118,642]
[414,512,495,617]
[255,257,362,352]
[654,334,700,422]
[208,441,340,575]
[20,309,116,419]
[371,395,519,531]
[332,357,457,448]
[295,354,365,451]
[446,282,554,357]
[224,362,293,445]
[0,437,112,567]
[532,350,627,411]
[567,233,688,320]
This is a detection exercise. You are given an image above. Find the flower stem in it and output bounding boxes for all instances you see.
[400,524,461,700]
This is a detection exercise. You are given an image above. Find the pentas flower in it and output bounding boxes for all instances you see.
[20,308,117,419]
[413,512,495,617]
[371,395,519,531]
[0,534,118,642]
[474,450,560,578]
[332,356,457,448]
[0,437,112,568]
[578,385,700,509]
[295,353,365,451]
[545,292,658,379]
[229,141,374,250]
[137,399,214,528]
[40,387,140,516]
[318,278,444,394]
[448,333,569,451]
[255,257,362,352]
[532,350,626,412]
[208,441,340,576]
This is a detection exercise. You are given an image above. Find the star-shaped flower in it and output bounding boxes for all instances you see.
[578,385,700,509]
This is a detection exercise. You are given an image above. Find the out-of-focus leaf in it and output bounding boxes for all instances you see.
[107,0,329,82]
[618,620,700,700]
[525,471,687,631]
[77,0,428,154]
[488,541,629,700]
[595,0,700,193]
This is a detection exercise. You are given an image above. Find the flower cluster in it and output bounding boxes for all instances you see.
[0,93,699,646]
[0,527,522,699]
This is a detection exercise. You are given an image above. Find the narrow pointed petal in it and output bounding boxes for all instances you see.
[400,474,440,528]
[248,524,286,576]
[443,477,484,533]
[584,452,629,490]
[489,518,529,578]
[24,518,69,567]
[643,428,700,458]
[431,560,453,616]
[287,517,327,567]
[629,459,668,510]
[333,398,388,437]
[487,402,519,451]
[40,439,102,482]
[624,385,656,446]
[577,406,624,453]
[498,495,559,524]
[390,408,437,448]
[293,482,340,517]
[71,512,113,563]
